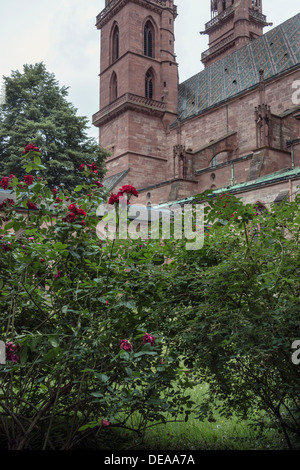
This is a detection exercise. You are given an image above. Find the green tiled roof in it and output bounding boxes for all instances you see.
[153,167,300,208]
[178,13,300,121]
[103,169,130,191]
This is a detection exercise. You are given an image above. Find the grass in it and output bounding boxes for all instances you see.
[127,384,289,451]
[0,382,294,450]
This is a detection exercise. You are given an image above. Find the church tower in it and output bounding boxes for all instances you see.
[201,0,272,67]
[92,0,179,190]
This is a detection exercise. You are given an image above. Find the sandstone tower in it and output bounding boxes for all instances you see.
[93,0,179,189]
[201,0,271,67]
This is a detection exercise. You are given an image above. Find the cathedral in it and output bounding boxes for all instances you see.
[92,0,300,210]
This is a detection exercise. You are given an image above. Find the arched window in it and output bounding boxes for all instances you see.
[112,25,119,62]
[144,20,154,58]
[110,72,118,102]
[211,152,228,167]
[145,70,154,99]
[211,155,218,167]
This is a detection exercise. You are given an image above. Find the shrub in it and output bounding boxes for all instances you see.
[0,146,193,450]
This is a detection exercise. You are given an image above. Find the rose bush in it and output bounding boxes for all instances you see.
[0,145,195,450]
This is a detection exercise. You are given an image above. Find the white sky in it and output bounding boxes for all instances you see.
[0,0,299,139]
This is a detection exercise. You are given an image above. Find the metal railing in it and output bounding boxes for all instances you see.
[204,5,234,31]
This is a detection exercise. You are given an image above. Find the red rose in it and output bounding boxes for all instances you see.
[120,339,133,352]
[6,342,21,363]
[101,419,110,427]
[66,212,78,223]
[87,162,97,172]
[108,193,119,205]
[143,333,155,346]
[0,198,14,210]
[53,188,58,196]
[118,185,139,198]
[54,270,62,279]
[76,208,87,216]
[24,175,34,185]
[78,164,85,172]
[23,144,41,155]
[2,242,12,252]
[108,192,129,205]
[1,177,10,190]
[95,181,103,188]
[26,200,37,210]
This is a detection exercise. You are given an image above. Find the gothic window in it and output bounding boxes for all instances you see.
[145,70,154,99]
[211,152,228,167]
[112,25,119,62]
[144,20,154,58]
[110,72,118,102]
[211,155,218,167]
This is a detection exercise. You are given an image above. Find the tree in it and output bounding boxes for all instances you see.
[0,63,108,189]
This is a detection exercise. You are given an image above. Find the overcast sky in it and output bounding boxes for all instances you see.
[0,0,299,139]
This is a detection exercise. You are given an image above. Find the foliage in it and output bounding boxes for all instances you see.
[132,191,300,449]
[1,143,299,450]
[0,147,194,450]
[0,63,108,189]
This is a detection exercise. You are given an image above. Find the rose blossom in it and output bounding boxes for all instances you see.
[108,192,129,205]
[118,185,139,198]
[1,177,10,190]
[101,419,110,427]
[0,198,14,210]
[23,144,41,155]
[24,175,34,185]
[27,200,37,210]
[6,342,21,363]
[143,333,155,346]
[120,339,133,352]
[2,242,12,252]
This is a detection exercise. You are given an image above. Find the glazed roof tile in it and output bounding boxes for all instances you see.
[178,13,300,121]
